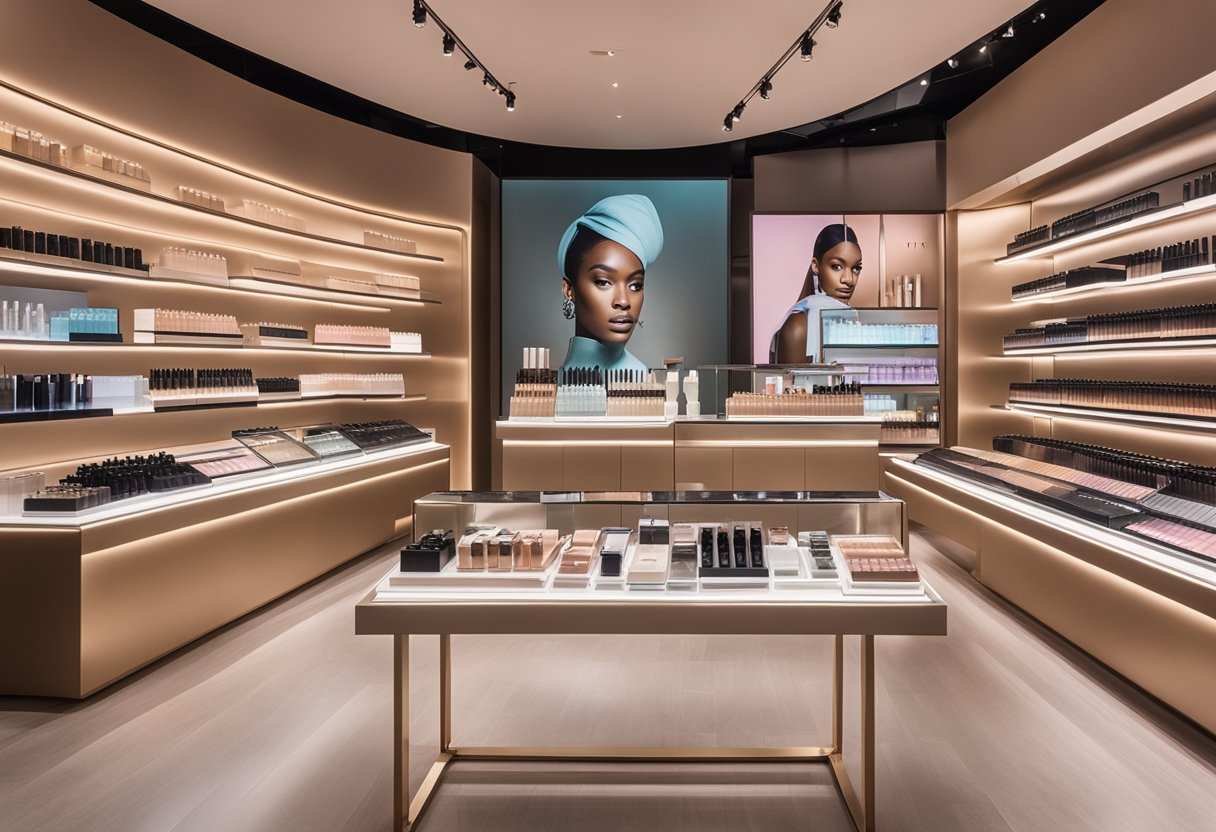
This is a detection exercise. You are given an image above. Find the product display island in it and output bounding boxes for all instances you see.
[357,490,946,832]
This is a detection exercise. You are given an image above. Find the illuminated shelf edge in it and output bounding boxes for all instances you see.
[1001,402,1216,433]
[0,338,431,357]
[0,78,463,235]
[0,440,448,529]
[0,147,446,263]
[0,252,401,313]
[995,193,1216,264]
[1,394,427,425]
[1010,263,1216,304]
[1002,337,1216,356]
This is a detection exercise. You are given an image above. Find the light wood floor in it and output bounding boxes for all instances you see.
[1,527,1214,832]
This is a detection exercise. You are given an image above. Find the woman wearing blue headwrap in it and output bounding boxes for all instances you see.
[558,194,664,373]
[769,223,862,363]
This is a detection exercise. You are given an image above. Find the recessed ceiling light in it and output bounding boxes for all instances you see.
[612,82,619,88]
[616,113,622,118]
[919,78,928,86]
[607,50,616,56]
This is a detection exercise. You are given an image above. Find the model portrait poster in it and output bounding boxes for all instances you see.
[751,213,943,363]
[502,180,729,412]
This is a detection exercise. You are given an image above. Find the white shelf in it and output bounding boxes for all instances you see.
[0,148,444,263]
[0,337,430,358]
[996,193,1216,263]
[0,440,446,528]
[1011,263,1216,304]
[1002,336,1216,356]
[1002,401,1216,433]
[0,249,392,313]
[228,276,440,307]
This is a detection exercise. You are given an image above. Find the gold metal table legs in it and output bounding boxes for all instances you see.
[392,633,877,831]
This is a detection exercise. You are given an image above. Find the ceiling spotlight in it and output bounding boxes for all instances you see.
[826,2,843,28]
[800,32,816,61]
[759,79,773,100]
[919,78,928,86]
[464,58,476,70]
[442,32,455,56]
[505,92,516,112]
[723,115,734,132]
[978,41,989,54]
[612,81,619,88]
[1036,11,1046,20]
[412,0,426,28]
[947,57,959,69]
[616,113,623,119]
[1002,25,1015,38]
[731,104,745,122]
[607,50,616,56]
[483,74,497,92]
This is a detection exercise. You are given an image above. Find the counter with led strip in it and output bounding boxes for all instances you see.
[495,416,883,492]
[0,438,450,699]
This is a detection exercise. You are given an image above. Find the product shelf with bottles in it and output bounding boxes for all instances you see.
[0,78,468,485]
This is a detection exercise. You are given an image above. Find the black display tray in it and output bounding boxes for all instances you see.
[68,332,123,343]
[0,406,114,424]
[699,566,768,579]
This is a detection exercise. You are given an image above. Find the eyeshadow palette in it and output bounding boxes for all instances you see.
[835,535,920,584]
[233,430,320,467]
[177,445,272,478]
[280,425,364,459]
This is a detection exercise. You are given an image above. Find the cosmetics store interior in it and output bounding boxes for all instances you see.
[1,1,1214,831]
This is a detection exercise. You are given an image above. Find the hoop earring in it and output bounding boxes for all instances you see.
[561,296,575,320]
[638,319,644,328]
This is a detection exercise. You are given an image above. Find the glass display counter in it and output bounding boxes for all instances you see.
[357,489,945,832]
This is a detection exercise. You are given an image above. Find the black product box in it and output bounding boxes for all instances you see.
[400,529,455,572]
[68,332,124,343]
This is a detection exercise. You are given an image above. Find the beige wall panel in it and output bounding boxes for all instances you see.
[620,445,675,491]
[979,519,1216,734]
[755,141,946,213]
[805,446,879,491]
[499,445,564,491]
[733,448,805,491]
[562,446,622,492]
[946,0,1216,208]
[673,446,732,491]
[883,469,981,554]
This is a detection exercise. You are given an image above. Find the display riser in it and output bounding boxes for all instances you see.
[0,444,449,698]
[884,461,1216,735]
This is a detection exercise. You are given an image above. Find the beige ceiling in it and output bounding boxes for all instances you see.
[144,0,1032,150]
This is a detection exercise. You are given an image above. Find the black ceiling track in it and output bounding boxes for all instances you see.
[89,0,1105,179]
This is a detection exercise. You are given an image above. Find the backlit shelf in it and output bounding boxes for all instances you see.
[860,383,940,391]
[0,338,431,358]
[996,193,1216,264]
[0,148,445,263]
[228,275,440,306]
[1011,263,1216,304]
[0,394,427,424]
[1001,401,1216,434]
[1002,336,1216,356]
[0,250,392,313]
[823,344,939,350]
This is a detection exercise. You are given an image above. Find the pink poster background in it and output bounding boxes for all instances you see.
[752,214,881,362]
[751,213,944,362]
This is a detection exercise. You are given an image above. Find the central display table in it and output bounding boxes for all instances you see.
[356,490,947,832]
